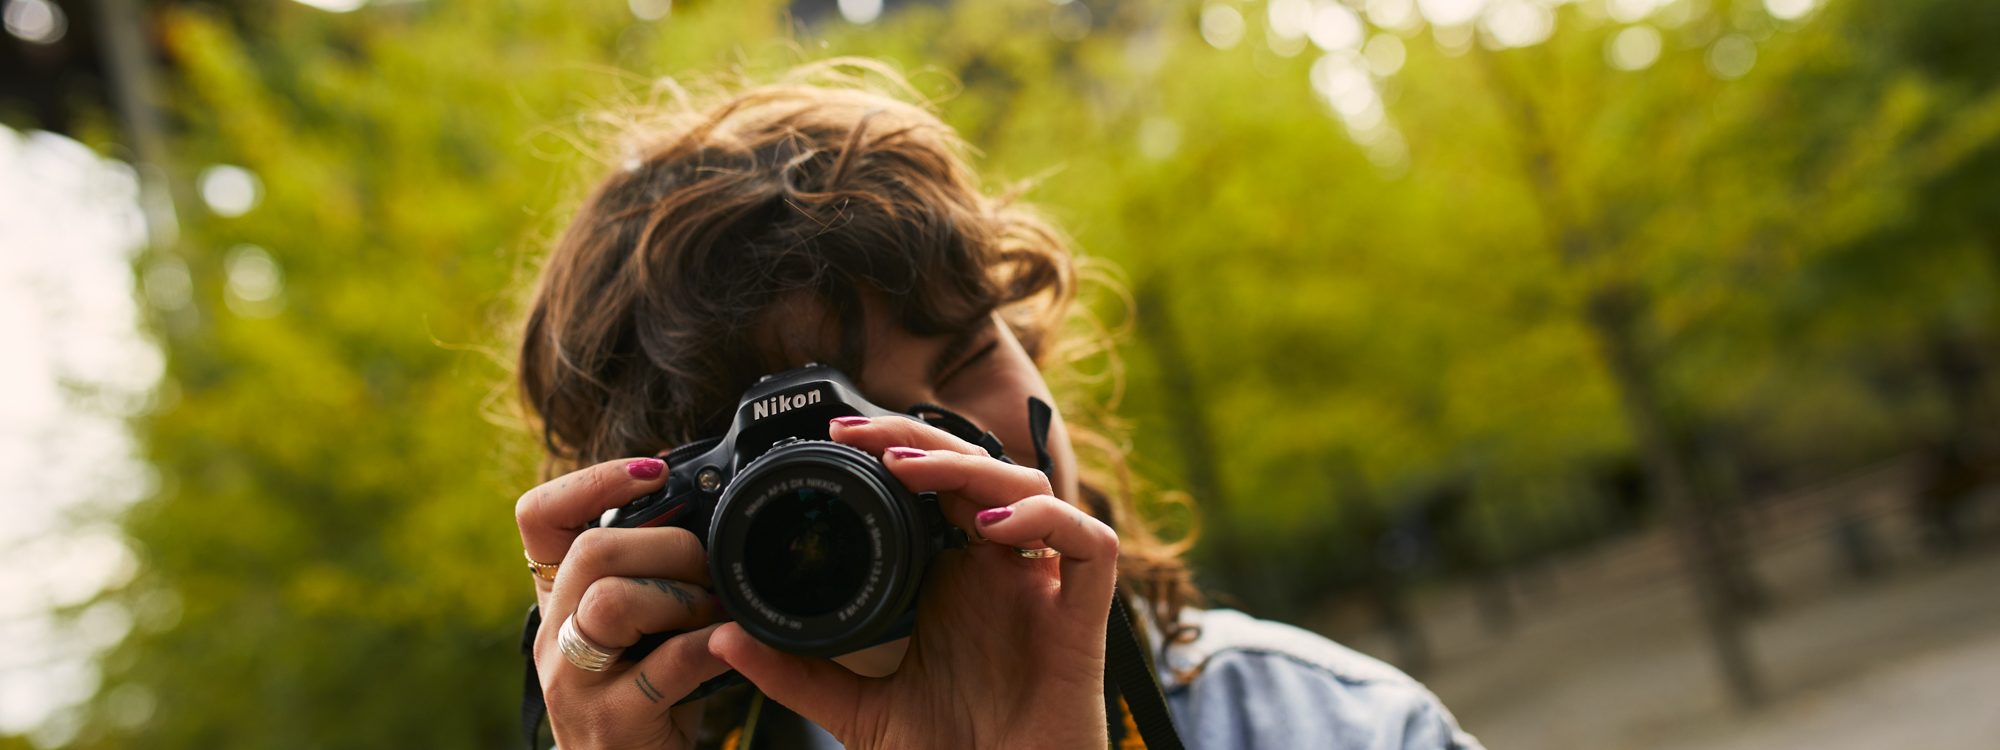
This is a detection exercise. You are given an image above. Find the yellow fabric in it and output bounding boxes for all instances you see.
[1117,695,1148,750]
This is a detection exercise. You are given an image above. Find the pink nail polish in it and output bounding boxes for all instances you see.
[627,458,665,479]
[831,416,871,427]
[976,507,1013,526]
[887,447,927,460]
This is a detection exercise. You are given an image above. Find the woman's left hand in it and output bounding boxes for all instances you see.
[707,415,1118,749]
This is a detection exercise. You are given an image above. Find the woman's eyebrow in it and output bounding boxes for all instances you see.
[927,326,984,383]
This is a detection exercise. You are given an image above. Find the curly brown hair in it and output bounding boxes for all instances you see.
[516,59,1193,632]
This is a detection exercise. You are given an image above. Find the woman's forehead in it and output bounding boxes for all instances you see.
[750,290,969,380]
[748,290,988,400]
[750,291,847,369]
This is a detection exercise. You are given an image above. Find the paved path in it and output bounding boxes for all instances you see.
[1321,479,2000,749]
[1655,624,2000,750]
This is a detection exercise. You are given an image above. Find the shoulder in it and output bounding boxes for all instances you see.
[1154,607,1483,750]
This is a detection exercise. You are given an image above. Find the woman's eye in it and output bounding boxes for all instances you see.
[938,340,999,390]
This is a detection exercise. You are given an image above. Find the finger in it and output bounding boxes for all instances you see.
[879,446,1053,533]
[972,495,1120,612]
[626,624,731,707]
[546,624,728,723]
[549,526,710,623]
[827,414,989,458]
[709,623,867,739]
[572,577,719,653]
[517,456,670,566]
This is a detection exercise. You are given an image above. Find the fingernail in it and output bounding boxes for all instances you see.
[627,458,665,479]
[887,447,927,460]
[976,506,1014,526]
[831,416,871,427]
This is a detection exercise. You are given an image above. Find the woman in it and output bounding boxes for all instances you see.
[512,61,1480,749]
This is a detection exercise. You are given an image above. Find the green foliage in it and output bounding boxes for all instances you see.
[52,0,2000,745]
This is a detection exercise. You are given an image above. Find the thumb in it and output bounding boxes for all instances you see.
[708,623,867,737]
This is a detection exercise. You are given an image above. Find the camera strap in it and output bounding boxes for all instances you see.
[1106,588,1184,750]
[519,604,543,748]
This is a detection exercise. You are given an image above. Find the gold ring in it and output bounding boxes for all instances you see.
[524,549,560,582]
[557,614,620,672]
[1014,546,1061,559]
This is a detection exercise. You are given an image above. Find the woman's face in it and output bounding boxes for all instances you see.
[764,293,1080,503]
[758,295,1083,676]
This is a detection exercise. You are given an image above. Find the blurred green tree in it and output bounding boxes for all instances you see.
[32,0,1998,745]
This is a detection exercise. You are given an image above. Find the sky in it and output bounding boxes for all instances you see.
[0,125,157,744]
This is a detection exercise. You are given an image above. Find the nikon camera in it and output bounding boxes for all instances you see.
[597,364,966,658]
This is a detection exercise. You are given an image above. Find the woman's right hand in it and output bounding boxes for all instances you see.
[517,457,730,749]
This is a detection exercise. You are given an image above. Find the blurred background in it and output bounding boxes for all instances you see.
[3,0,1998,747]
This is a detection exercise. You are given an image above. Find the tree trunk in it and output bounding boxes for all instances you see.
[1134,278,1247,592]
[93,0,180,246]
[1587,286,1766,709]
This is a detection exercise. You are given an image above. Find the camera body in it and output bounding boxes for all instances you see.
[598,364,964,657]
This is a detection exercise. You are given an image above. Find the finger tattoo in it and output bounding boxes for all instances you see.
[635,671,664,704]
[628,577,697,614]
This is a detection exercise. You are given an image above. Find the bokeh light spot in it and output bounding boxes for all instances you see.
[1432,20,1476,56]
[1200,4,1246,50]
[1309,2,1365,52]
[224,245,285,318]
[1606,0,1661,24]
[1363,34,1407,76]
[1050,0,1091,41]
[105,683,155,730]
[1367,0,1422,33]
[197,165,261,218]
[1707,34,1757,79]
[1312,54,1382,124]
[1765,0,1816,21]
[838,0,881,24]
[1607,25,1662,71]
[1418,0,1487,28]
[289,0,368,12]
[142,258,193,312]
[629,0,671,21]
[1269,0,1312,39]
[3,0,65,45]
[1483,0,1555,49]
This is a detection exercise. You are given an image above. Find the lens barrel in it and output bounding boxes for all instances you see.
[706,440,930,657]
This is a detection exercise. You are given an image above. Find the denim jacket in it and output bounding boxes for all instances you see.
[1151,606,1483,750]
[776,605,1482,749]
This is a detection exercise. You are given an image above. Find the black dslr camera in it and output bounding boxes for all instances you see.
[598,364,969,657]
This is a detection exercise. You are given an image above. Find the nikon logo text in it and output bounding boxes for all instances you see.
[752,389,822,420]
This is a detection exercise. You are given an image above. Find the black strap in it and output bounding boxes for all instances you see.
[1027,397,1056,477]
[1107,590,1184,750]
[907,402,1010,460]
[519,605,546,750]
[1022,396,1183,750]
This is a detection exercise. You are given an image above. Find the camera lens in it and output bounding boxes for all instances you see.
[741,484,870,616]
[707,440,932,657]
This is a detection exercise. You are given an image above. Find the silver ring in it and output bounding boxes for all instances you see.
[1014,546,1061,559]
[557,614,620,672]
